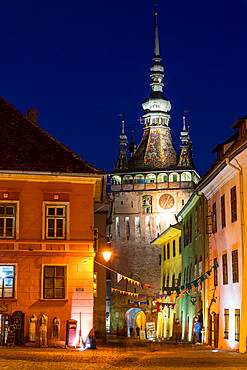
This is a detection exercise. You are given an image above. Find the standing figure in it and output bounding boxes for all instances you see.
[174,318,182,344]
[194,317,202,344]
[39,313,48,347]
[29,315,37,343]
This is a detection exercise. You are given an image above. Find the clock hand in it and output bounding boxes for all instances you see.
[164,195,171,208]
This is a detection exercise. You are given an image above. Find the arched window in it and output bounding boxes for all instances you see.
[169,172,180,182]
[173,240,176,257]
[123,175,133,184]
[157,173,168,183]
[111,175,121,185]
[134,174,144,184]
[181,172,192,181]
[146,174,156,183]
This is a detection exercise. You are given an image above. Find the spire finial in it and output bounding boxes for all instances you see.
[154,4,160,57]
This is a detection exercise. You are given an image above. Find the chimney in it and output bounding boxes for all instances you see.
[27,109,38,124]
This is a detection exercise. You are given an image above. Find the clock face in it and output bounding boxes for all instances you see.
[159,194,175,209]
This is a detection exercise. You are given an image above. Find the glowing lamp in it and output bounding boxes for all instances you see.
[103,250,112,262]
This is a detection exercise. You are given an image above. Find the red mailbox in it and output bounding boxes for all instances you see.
[66,319,77,348]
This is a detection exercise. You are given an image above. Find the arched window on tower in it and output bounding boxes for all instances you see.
[134,174,144,184]
[181,172,192,181]
[146,174,156,183]
[169,172,180,182]
[157,173,168,183]
[111,175,121,185]
[123,175,133,184]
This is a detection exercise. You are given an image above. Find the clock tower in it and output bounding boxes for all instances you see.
[109,9,200,334]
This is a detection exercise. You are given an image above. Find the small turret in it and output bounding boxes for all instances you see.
[128,129,136,158]
[114,120,129,171]
[178,116,194,168]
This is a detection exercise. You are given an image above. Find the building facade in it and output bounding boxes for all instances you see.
[0,97,106,347]
[197,115,247,352]
[109,11,200,334]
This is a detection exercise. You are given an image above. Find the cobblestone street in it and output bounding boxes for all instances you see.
[0,343,247,369]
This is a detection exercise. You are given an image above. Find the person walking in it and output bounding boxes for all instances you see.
[194,317,201,344]
[174,318,182,344]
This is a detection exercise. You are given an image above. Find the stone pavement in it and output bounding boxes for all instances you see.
[0,342,247,369]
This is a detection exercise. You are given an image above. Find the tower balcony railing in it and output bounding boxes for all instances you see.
[110,180,195,192]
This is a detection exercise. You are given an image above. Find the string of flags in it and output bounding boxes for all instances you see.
[94,260,152,289]
[110,262,219,305]
[156,261,219,300]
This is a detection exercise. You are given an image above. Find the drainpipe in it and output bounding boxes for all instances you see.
[225,157,246,353]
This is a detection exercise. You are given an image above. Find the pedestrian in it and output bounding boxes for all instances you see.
[174,318,182,344]
[194,317,201,344]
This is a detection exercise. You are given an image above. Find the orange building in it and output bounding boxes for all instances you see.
[0,97,106,347]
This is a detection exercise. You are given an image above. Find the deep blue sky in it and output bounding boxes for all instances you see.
[0,0,246,176]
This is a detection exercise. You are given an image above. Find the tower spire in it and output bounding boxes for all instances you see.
[113,119,128,171]
[178,115,194,168]
[154,5,160,57]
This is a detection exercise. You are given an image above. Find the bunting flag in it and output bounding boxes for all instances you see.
[94,260,152,289]
[111,287,139,297]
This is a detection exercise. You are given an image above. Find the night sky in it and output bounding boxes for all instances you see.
[0,0,246,177]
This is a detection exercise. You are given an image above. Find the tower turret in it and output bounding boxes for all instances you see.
[178,116,194,168]
[114,120,128,171]
[128,129,136,158]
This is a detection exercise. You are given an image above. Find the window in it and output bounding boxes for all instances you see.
[125,217,130,240]
[212,202,217,233]
[221,194,226,229]
[163,245,166,261]
[142,196,152,213]
[189,215,192,243]
[178,272,181,287]
[167,243,170,260]
[43,266,66,299]
[45,204,67,239]
[135,217,141,237]
[172,274,175,287]
[0,204,17,239]
[222,254,228,285]
[0,265,15,298]
[173,240,176,257]
[179,237,181,255]
[232,250,239,283]
[166,274,169,287]
[116,217,120,238]
[214,257,218,286]
[173,175,177,182]
[231,186,237,223]
[131,201,133,208]
[224,309,229,339]
[235,309,240,341]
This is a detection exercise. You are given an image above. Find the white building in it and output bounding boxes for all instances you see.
[198,115,247,352]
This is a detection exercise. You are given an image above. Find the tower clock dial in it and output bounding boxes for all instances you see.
[159,194,175,209]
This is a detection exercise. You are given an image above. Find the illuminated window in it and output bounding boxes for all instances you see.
[214,257,218,286]
[232,250,239,283]
[167,243,170,260]
[0,265,15,298]
[45,205,67,239]
[43,266,66,299]
[93,272,97,297]
[142,196,152,213]
[212,202,217,233]
[116,217,120,238]
[125,217,130,240]
[135,217,141,238]
[221,194,226,229]
[235,309,240,341]
[0,204,17,239]
[173,240,176,257]
[231,186,237,223]
[222,254,228,285]
[179,237,181,255]
[224,309,229,339]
